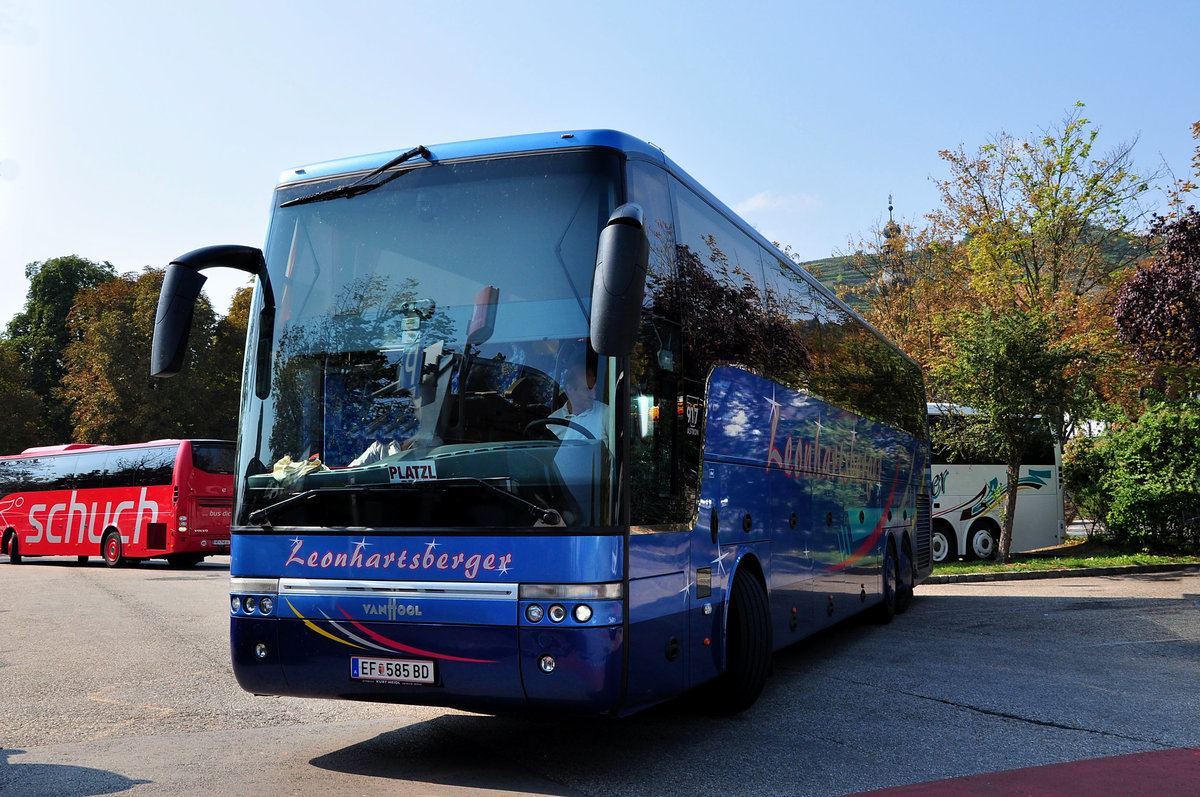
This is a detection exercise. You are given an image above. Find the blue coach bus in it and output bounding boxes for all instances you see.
[151,130,931,715]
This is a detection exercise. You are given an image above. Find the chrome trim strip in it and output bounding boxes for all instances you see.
[230,577,280,594]
[277,577,518,601]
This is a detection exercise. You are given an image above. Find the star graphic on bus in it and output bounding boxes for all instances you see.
[711,547,731,576]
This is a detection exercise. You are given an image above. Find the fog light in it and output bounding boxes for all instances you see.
[525,603,544,623]
[259,596,274,615]
[548,604,566,623]
[573,604,593,623]
[254,643,268,660]
[538,655,556,673]
[245,596,258,613]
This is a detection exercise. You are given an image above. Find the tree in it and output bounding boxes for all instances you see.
[59,269,232,443]
[0,339,43,453]
[6,255,115,440]
[201,286,253,429]
[836,107,1151,560]
[932,309,1095,560]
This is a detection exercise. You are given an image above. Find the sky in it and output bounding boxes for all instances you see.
[2,0,1199,327]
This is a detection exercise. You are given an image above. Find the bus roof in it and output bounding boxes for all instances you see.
[3,439,233,460]
[276,129,669,187]
[274,129,922,373]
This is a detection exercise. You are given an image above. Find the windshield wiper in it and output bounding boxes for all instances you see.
[248,477,561,527]
[280,145,432,208]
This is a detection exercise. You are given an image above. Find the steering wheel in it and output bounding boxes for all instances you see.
[522,417,596,440]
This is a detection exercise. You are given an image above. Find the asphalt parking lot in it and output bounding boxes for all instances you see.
[2,557,1198,796]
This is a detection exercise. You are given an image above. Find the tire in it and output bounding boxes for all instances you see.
[968,523,997,561]
[102,531,124,567]
[7,533,19,564]
[931,525,953,563]
[876,541,898,623]
[712,568,772,714]
[896,540,916,614]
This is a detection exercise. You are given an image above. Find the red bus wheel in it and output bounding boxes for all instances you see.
[102,532,123,567]
[6,534,19,564]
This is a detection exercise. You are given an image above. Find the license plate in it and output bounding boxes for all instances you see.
[350,656,436,684]
[212,539,230,548]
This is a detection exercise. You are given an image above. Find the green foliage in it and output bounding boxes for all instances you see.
[0,340,43,453]
[934,308,1089,456]
[5,255,116,440]
[1064,398,1200,553]
[59,269,244,443]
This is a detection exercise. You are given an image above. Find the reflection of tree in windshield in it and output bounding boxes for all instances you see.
[268,274,457,466]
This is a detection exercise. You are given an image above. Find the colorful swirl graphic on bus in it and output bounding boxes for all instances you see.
[285,599,496,663]
[941,469,1053,522]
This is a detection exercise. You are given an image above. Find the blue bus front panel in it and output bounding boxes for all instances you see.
[230,532,636,713]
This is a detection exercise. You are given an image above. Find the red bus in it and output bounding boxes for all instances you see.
[0,439,234,567]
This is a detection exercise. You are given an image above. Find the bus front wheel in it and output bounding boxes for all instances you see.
[713,568,771,714]
[102,532,124,567]
[6,533,19,564]
[931,526,953,563]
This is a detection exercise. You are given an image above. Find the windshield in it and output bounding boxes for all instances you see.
[236,150,621,530]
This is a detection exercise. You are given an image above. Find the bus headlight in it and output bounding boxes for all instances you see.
[573,604,593,623]
[525,604,544,623]
[548,604,567,623]
[231,596,242,613]
[244,596,258,613]
[259,596,274,615]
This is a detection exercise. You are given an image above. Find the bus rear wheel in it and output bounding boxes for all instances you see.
[102,532,124,567]
[896,539,916,614]
[712,568,771,714]
[876,540,898,623]
[968,523,997,561]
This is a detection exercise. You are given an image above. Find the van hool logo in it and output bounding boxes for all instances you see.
[361,599,423,619]
[285,537,513,580]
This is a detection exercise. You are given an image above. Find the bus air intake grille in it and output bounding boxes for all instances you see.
[915,495,932,570]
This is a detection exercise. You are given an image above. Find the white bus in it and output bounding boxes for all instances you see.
[928,404,1065,561]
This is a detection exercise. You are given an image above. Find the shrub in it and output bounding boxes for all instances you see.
[1064,398,1200,553]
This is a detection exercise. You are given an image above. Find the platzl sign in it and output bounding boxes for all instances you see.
[387,461,437,483]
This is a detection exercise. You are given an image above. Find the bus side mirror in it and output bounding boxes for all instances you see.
[590,203,649,357]
[151,244,274,399]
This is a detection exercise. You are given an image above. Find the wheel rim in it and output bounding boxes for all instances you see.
[105,536,120,563]
[971,529,994,559]
[932,532,949,562]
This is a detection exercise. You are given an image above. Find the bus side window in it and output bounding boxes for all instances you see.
[627,161,695,528]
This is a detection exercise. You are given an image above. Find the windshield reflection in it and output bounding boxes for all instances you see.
[237,151,620,530]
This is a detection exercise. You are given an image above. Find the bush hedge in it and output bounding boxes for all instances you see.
[1064,398,1200,554]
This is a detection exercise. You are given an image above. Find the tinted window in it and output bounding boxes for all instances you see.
[107,446,178,487]
[73,450,110,489]
[192,443,235,475]
[0,459,35,493]
[628,162,698,527]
